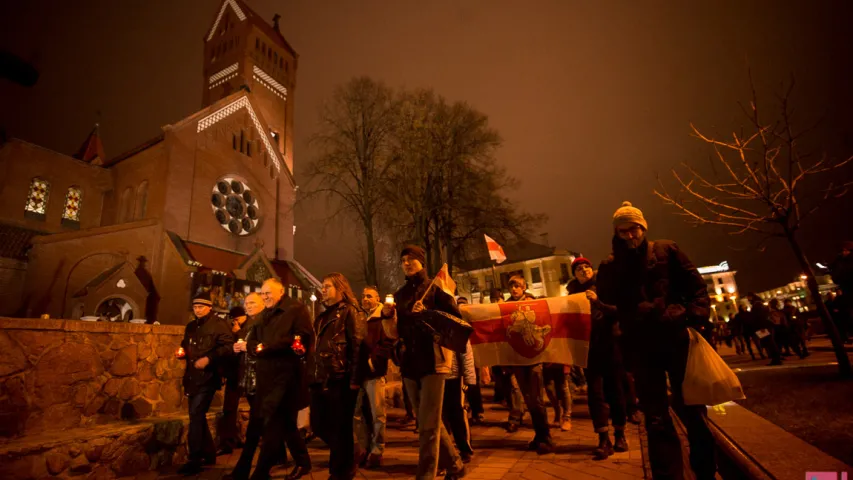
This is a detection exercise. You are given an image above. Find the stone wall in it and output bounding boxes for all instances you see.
[0,317,189,439]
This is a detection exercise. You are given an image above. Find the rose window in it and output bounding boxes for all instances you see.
[210,178,259,235]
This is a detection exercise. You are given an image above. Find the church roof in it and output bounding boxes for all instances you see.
[166,232,317,290]
[207,0,298,58]
[73,124,106,165]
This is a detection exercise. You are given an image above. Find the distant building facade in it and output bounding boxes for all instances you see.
[454,241,580,303]
[0,0,320,323]
[697,260,740,323]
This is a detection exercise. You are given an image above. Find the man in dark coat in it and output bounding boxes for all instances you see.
[597,201,716,480]
[385,245,465,480]
[223,293,267,480]
[830,241,853,343]
[218,305,250,455]
[246,278,314,480]
[568,257,628,460]
[746,293,783,366]
[178,292,235,476]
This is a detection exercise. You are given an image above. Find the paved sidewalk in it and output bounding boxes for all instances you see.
[156,394,646,479]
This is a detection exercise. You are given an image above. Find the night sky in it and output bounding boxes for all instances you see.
[2,0,852,293]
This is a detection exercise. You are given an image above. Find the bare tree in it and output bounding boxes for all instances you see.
[385,89,544,275]
[654,75,853,376]
[304,77,396,289]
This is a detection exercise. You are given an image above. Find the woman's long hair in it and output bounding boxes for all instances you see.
[322,272,358,307]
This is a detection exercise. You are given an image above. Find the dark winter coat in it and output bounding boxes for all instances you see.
[394,269,461,380]
[830,254,853,293]
[567,274,622,371]
[247,296,314,415]
[181,312,234,395]
[597,237,710,343]
[311,300,364,387]
[358,305,397,381]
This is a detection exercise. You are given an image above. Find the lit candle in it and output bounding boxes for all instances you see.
[255,343,264,353]
[176,347,185,358]
[385,294,395,305]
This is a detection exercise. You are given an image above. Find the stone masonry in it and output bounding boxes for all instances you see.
[0,317,189,439]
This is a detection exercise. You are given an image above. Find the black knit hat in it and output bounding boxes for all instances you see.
[192,291,213,307]
[401,245,426,266]
[229,306,246,318]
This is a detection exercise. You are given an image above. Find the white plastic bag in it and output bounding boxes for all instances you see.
[682,328,746,406]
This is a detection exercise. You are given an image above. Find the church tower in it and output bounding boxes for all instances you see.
[202,0,297,173]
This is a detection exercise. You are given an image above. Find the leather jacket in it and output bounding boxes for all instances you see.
[311,300,364,387]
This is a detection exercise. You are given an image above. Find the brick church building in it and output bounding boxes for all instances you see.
[0,0,320,323]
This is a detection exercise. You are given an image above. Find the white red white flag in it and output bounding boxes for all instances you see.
[433,263,456,298]
[484,234,507,264]
[459,295,591,367]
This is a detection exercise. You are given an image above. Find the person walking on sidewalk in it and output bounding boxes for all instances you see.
[177,292,235,476]
[385,245,466,480]
[747,293,783,366]
[310,273,364,480]
[223,293,271,480]
[783,299,809,358]
[443,340,476,463]
[506,274,556,454]
[354,286,397,469]
[246,279,314,480]
[568,257,628,460]
[597,201,716,480]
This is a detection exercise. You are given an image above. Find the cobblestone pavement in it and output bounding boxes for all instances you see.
[157,393,646,480]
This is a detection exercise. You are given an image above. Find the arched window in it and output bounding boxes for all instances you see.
[61,186,82,225]
[118,187,133,223]
[134,181,148,220]
[24,177,50,220]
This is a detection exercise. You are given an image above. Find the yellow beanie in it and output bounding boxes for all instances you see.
[612,201,648,231]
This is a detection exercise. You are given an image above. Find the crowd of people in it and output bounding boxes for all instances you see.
[174,201,728,480]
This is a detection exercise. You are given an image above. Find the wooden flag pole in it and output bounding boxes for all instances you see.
[418,275,439,304]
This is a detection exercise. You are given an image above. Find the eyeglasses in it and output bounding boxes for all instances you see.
[617,225,643,238]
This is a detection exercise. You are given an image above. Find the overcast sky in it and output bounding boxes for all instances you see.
[2,0,852,293]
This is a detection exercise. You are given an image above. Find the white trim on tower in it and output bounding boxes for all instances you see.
[197,96,282,173]
[206,0,247,41]
[252,66,287,100]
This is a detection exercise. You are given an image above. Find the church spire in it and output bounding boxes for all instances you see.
[73,123,106,166]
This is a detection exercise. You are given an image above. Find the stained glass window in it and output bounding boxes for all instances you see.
[62,186,83,222]
[25,178,50,217]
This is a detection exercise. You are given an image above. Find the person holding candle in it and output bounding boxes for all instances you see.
[223,293,271,480]
[309,273,365,479]
[353,286,397,468]
[177,291,235,476]
[245,279,314,480]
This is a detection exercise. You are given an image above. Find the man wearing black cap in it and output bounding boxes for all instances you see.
[178,291,235,476]
[384,245,465,479]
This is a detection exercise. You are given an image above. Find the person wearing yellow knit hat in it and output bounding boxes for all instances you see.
[596,201,717,480]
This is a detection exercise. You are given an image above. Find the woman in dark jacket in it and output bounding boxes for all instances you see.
[310,273,364,480]
[568,257,628,459]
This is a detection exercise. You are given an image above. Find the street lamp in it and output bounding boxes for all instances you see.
[309,293,317,318]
